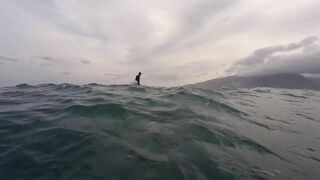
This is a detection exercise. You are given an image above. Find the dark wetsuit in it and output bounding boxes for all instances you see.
[135,74,141,85]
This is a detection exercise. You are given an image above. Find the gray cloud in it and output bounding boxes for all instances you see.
[80,59,91,64]
[229,36,320,76]
[104,73,127,81]
[0,56,20,62]
[38,63,54,68]
[104,73,120,77]
[62,72,71,76]
[125,0,236,64]
[234,36,318,67]
[147,73,181,81]
[37,56,55,62]
[1,0,320,86]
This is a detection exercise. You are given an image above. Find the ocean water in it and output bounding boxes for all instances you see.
[0,84,319,180]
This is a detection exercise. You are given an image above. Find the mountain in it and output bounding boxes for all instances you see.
[189,73,320,90]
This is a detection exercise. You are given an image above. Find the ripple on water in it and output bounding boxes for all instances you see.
[0,84,319,179]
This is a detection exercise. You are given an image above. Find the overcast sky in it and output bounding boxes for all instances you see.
[0,0,319,86]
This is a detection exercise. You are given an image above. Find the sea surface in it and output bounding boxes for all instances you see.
[0,84,319,180]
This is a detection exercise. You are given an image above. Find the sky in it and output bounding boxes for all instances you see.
[0,0,319,86]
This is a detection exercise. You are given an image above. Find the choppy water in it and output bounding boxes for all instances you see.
[0,84,319,180]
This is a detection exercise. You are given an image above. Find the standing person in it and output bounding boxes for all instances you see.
[135,72,142,85]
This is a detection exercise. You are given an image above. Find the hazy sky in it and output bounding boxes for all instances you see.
[0,0,319,86]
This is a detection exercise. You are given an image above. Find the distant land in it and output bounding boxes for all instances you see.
[189,73,320,91]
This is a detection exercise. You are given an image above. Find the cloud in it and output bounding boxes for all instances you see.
[37,56,55,62]
[0,56,20,62]
[38,63,54,68]
[234,36,318,67]
[124,0,236,64]
[104,73,120,77]
[1,0,320,86]
[80,59,91,64]
[147,73,181,81]
[62,71,71,75]
[104,73,125,81]
[229,36,320,76]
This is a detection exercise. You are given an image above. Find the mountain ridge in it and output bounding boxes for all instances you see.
[189,73,320,90]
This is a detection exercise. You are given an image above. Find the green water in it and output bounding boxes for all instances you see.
[0,84,319,179]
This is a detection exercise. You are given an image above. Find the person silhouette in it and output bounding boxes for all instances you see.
[135,72,142,85]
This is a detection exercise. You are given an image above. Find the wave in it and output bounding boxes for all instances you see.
[0,84,320,179]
